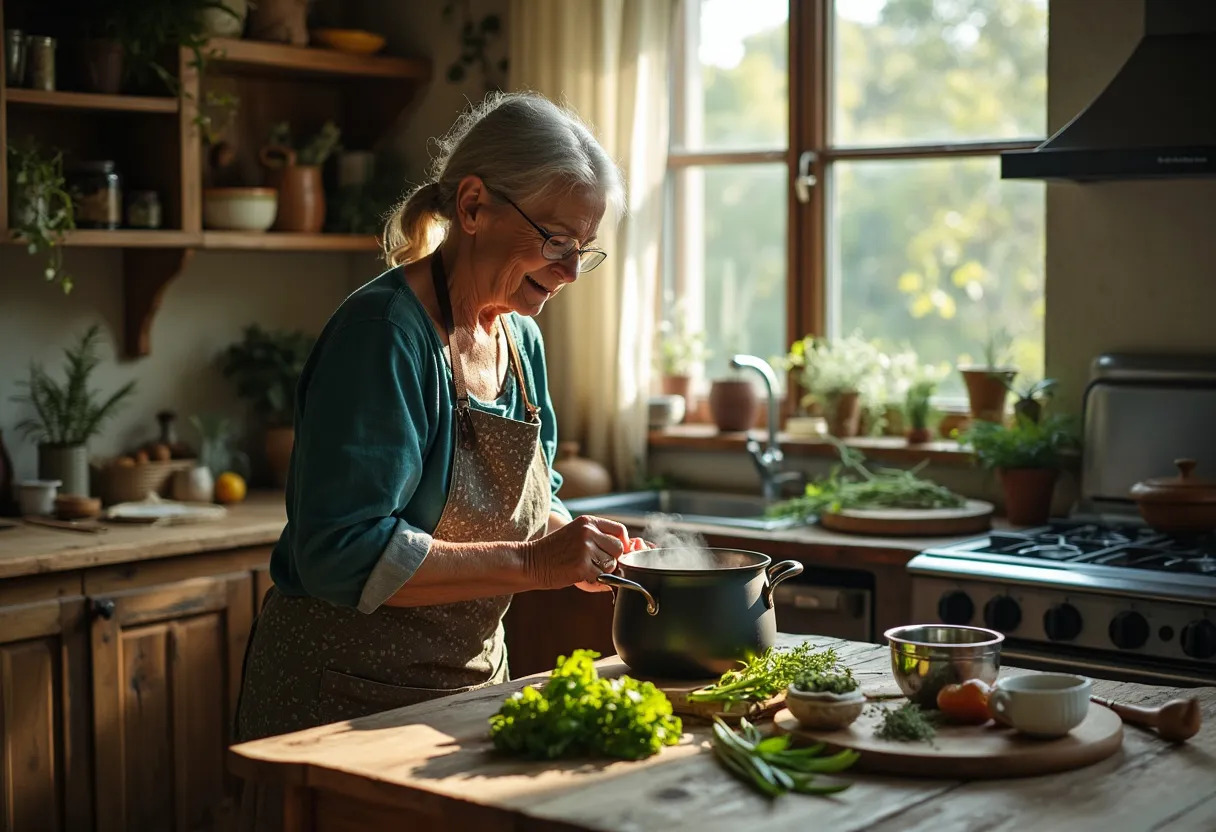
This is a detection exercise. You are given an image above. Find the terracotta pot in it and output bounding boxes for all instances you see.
[960,367,1016,423]
[661,374,691,400]
[261,146,326,232]
[708,378,758,433]
[826,391,862,438]
[248,0,308,45]
[1129,458,1216,534]
[906,426,934,445]
[553,441,612,499]
[264,426,294,488]
[81,39,123,94]
[938,411,970,440]
[998,467,1058,527]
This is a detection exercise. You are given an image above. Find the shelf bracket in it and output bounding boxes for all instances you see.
[122,248,194,359]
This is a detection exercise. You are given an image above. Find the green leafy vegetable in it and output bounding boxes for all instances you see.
[792,669,858,695]
[964,413,1081,471]
[768,440,965,521]
[488,650,682,760]
[711,717,857,798]
[874,702,937,743]
[687,643,840,704]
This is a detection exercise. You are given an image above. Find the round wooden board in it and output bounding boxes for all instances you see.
[819,499,994,537]
[773,703,1123,780]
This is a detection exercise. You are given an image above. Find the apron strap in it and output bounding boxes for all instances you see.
[501,320,542,424]
[430,253,477,448]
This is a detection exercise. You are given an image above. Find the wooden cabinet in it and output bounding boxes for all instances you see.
[0,593,92,832]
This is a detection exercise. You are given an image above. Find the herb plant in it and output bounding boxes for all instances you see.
[782,332,883,409]
[792,670,858,696]
[711,717,856,798]
[7,142,76,292]
[13,325,136,446]
[768,440,965,521]
[687,643,841,704]
[1003,377,1058,425]
[488,650,682,760]
[904,377,937,432]
[965,413,1080,471]
[266,121,343,166]
[220,325,316,427]
[656,303,709,377]
[874,702,937,743]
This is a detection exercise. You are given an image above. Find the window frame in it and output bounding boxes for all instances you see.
[666,0,1046,420]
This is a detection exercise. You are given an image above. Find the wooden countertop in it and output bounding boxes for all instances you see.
[0,492,287,579]
[229,634,1216,831]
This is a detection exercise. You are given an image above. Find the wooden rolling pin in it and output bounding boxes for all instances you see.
[1092,695,1202,742]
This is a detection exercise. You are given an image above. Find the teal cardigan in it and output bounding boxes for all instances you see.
[269,268,569,613]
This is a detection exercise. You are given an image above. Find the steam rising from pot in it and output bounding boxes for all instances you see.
[637,514,721,569]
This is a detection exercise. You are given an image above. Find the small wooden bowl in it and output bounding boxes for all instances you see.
[54,494,102,520]
[785,686,865,730]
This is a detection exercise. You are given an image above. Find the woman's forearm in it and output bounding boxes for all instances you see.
[380,539,536,607]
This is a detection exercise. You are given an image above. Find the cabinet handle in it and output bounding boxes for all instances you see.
[91,598,116,620]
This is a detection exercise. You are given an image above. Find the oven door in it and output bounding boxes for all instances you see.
[1001,642,1215,688]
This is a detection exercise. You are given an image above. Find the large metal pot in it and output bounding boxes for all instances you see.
[1130,458,1216,534]
[597,548,803,679]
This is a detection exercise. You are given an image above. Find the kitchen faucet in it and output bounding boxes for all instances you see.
[730,354,806,501]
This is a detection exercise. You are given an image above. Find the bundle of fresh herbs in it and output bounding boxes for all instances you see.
[711,717,857,797]
[768,440,965,522]
[874,702,937,743]
[686,643,841,704]
[488,650,682,760]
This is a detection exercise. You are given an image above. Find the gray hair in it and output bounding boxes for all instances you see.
[383,92,625,267]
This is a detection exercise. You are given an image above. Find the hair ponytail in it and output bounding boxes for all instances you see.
[383,181,445,267]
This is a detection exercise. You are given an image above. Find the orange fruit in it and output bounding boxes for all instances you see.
[214,472,247,504]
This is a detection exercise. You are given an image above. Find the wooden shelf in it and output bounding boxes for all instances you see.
[207,38,431,81]
[5,230,201,248]
[201,231,380,251]
[5,88,179,114]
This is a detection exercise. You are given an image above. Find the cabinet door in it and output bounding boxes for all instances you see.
[0,597,91,832]
[90,573,254,832]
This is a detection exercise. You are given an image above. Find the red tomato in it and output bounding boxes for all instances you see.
[936,678,993,724]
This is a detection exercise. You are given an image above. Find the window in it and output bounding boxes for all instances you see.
[665,0,1048,401]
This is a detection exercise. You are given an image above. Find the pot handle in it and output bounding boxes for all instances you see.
[259,144,297,169]
[764,560,804,610]
[597,573,659,615]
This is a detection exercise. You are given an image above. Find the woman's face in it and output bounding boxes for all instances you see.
[456,176,605,317]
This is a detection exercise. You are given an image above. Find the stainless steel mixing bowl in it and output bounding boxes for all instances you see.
[884,624,1004,708]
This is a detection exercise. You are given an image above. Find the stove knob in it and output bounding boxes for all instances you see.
[937,591,974,625]
[1044,603,1083,642]
[1181,619,1216,660]
[1108,611,1150,650]
[983,596,1022,632]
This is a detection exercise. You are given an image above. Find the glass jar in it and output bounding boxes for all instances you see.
[127,191,162,229]
[24,35,54,91]
[69,161,122,229]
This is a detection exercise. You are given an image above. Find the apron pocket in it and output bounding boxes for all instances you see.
[318,668,480,722]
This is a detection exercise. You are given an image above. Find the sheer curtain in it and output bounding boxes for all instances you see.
[509,0,676,489]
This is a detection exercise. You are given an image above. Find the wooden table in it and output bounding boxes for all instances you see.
[229,635,1216,831]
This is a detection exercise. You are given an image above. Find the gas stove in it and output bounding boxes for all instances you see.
[907,354,1216,687]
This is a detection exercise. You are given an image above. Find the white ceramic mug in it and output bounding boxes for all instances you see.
[16,479,61,516]
[990,673,1092,738]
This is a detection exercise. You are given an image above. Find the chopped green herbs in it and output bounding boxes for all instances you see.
[874,702,937,743]
[488,650,682,760]
[711,717,857,798]
[687,643,841,704]
[792,669,859,695]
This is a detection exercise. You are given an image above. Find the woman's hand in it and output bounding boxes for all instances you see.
[521,515,646,591]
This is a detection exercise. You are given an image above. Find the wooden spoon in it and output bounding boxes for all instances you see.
[1092,695,1202,742]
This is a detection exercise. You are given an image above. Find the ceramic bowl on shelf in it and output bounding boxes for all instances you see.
[785,685,865,730]
[203,187,278,231]
[311,28,387,54]
[647,394,686,429]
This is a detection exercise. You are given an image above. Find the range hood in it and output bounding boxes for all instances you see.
[1002,0,1216,181]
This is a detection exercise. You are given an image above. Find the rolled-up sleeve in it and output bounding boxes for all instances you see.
[286,319,434,612]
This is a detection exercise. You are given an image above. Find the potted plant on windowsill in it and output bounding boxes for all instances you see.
[12,325,136,498]
[958,328,1017,424]
[1004,377,1058,426]
[964,410,1080,526]
[782,333,882,438]
[904,373,939,445]
[221,325,316,488]
[655,304,708,418]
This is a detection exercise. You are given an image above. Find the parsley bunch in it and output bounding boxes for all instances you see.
[489,650,683,760]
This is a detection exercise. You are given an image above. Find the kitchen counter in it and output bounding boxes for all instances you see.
[0,491,287,579]
[229,633,1216,831]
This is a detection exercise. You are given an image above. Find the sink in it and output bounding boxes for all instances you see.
[562,489,802,532]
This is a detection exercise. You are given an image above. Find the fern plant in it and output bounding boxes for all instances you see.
[13,325,136,446]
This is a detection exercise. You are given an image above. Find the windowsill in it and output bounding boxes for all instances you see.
[648,424,975,466]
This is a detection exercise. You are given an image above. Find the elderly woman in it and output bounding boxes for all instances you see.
[236,92,640,742]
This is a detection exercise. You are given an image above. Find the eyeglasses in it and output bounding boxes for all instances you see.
[486,185,607,272]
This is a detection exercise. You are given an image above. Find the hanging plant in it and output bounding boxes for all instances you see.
[6,142,76,293]
[442,0,508,93]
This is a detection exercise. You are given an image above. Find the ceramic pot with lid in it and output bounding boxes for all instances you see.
[1129,459,1216,534]
[598,548,803,679]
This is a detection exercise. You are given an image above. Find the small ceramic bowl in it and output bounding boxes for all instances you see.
[785,685,865,731]
[203,187,278,231]
[15,479,61,516]
[647,394,686,429]
[311,28,387,54]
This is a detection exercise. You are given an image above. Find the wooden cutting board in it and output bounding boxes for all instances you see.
[773,702,1123,779]
[819,499,994,537]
